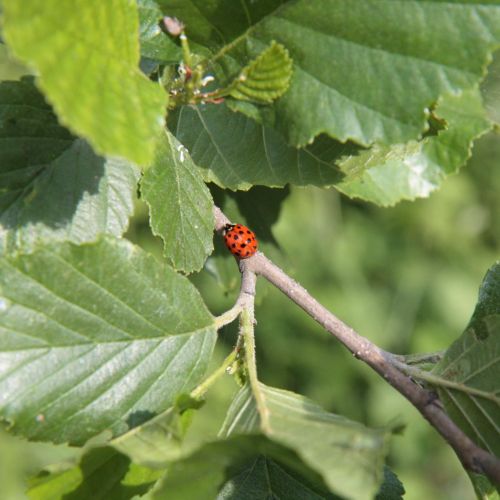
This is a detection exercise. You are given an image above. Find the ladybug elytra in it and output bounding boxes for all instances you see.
[223,223,258,259]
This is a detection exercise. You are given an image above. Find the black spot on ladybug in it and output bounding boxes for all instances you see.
[246,238,252,243]
[231,243,236,248]
[241,243,247,248]
[238,230,244,235]
[233,235,239,240]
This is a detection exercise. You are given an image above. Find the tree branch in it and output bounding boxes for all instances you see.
[213,205,500,485]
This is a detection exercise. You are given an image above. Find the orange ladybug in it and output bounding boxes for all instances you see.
[223,223,258,259]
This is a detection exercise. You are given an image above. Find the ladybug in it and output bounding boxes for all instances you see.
[223,223,258,259]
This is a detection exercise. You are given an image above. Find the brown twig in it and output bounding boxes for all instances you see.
[213,206,500,485]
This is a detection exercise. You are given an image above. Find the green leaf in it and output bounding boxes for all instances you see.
[168,84,492,206]
[375,467,405,500]
[141,131,214,273]
[0,78,140,253]
[138,0,182,63]
[216,454,339,500]
[0,237,216,445]
[170,102,347,190]
[2,0,167,165]
[156,0,281,48]
[220,383,389,500]
[468,471,500,500]
[28,446,160,500]
[228,41,292,103]
[150,435,341,500]
[433,262,500,457]
[1,139,140,254]
[0,77,74,179]
[336,89,492,206]
[110,394,201,468]
[0,429,80,500]
[466,262,500,340]
[162,0,500,147]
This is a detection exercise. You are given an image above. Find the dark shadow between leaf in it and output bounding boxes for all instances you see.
[209,184,290,245]
[0,139,105,230]
[0,78,109,235]
[126,410,157,430]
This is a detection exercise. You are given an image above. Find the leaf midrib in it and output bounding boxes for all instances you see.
[1,326,214,351]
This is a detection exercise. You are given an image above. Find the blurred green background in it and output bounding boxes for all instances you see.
[1,37,499,498]
[129,53,500,499]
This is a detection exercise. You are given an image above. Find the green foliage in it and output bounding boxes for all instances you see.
[169,103,346,190]
[138,0,181,63]
[0,238,216,444]
[0,0,499,498]
[337,89,491,205]
[468,471,500,500]
[433,263,500,456]
[0,76,140,252]
[111,394,200,468]
[2,0,167,165]
[27,447,161,499]
[141,131,214,273]
[0,136,140,253]
[161,0,500,147]
[376,467,405,500]
[220,383,389,500]
[227,41,293,103]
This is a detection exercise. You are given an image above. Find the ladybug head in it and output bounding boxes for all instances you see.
[222,223,235,235]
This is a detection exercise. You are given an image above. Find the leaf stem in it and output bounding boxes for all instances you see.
[214,303,243,329]
[400,351,446,366]
[392,361,500,404]
[190,349,238,400]
[241,303,271,433]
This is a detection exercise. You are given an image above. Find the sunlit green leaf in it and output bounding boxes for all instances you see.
[162,0,500,147]
[0,78,140,253]
[1,138,140,254]
[110,394,203,468]
[141,131,214,273]
[2,0,167,165]
[0,429,79,500]
[150,435,338,500]
[228,41,292,103]
[27,447,160,500]
[171,89,491,205]
[220,383,389,500]
[336,89,491,206]
[0,237,216,444]
[169,103,346,190]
